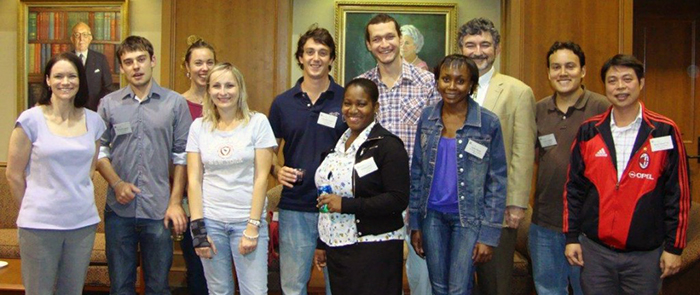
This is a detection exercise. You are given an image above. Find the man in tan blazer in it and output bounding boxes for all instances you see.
[458,18,536,295]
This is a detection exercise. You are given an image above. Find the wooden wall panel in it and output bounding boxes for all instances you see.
[635,19,695,142]
[633,0,700,203]
[161,0,291,115]
[503,0,632,101]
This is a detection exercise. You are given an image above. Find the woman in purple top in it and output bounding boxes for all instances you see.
[409,55,507,295]
[6,52,106,295]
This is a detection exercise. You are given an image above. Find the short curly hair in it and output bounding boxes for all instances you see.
[295,25,336,71]
[457,18,501,49]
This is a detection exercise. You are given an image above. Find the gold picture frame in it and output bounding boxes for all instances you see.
[17,0,129,115]
[334,1,458,84]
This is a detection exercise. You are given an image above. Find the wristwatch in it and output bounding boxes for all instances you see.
[248,218,261,227]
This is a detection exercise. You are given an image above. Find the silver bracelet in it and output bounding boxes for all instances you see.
[242,229,259,240]
[112,180,123,189]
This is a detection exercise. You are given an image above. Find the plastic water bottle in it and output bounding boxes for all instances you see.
[317,185,332,213]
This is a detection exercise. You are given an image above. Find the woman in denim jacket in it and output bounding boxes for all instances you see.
[409,55,507,295]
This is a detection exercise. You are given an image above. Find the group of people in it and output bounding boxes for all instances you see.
[5,12,690,295]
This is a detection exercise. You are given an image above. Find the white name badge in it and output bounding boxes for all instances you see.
[650,135,674,152]
[465,140,488,159]
[114,122,132,136]
[354,157,379,178]
[317,112,338,128]
[538,133,557,148]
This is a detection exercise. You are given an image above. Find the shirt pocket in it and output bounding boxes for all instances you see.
[400,96,423,125]
[464,136,491,191]
[465,136,492,164]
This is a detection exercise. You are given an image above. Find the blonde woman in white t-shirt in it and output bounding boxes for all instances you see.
[186,62,277,295]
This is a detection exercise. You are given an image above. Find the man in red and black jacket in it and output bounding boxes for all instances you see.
[563,54,690,294]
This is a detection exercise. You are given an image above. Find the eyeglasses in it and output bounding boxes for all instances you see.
[72,33,92,39]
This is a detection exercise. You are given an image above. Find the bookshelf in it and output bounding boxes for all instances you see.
[17,0,129,114]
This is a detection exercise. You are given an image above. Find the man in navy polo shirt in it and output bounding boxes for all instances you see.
[269,26,346,295]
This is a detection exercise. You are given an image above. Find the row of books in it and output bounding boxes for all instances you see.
[27,43,119,75]
[28,11,121,42]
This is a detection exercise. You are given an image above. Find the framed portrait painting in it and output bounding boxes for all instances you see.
[334,1,458,84]
[17,0,129,115]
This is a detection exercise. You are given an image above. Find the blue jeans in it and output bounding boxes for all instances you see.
[104,208,172,295]
[278,209,332,295]
[421,210,478,295]
[528,223,582,295]
[201,218,268,295]
[181,219,208,294]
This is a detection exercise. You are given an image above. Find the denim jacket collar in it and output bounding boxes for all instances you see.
[426,98,482,129]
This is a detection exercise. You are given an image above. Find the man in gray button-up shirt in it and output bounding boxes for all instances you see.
[96,36,192,294]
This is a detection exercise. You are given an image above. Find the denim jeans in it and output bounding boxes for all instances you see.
[104,208,172,295]
[201,218,268,295]
[528,223,582,295]
[278,209,332,295]
[181,219,208,294]
[421,210,478,295]
[18,225,96,295]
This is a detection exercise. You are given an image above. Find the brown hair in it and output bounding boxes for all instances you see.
[364,13,401,43]
[295,25,336,70]
[181,35,217,70]
[116,35,154,65]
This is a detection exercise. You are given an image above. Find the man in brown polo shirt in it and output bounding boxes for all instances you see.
[530,41,609,295]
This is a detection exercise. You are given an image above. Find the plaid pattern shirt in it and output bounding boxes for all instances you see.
[358,62,438,162]
[610,104,643,181]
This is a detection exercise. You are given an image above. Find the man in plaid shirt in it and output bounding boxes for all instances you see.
[357,13,437,295]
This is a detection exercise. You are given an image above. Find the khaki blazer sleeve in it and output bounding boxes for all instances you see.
[484,73,536,209]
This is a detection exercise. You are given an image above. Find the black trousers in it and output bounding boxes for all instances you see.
[579,235,663,295]
[326,239,403,295]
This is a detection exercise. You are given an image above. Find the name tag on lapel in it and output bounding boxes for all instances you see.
[650,136,673,152]
[465,140,488,159]
[355,157,378,177]
[538,134,557,148]
[114,122,132,136]
[317,112,337,128]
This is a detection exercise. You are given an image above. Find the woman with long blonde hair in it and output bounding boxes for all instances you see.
[186,63,277,295]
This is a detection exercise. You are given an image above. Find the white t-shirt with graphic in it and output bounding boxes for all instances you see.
[186,112,277,222]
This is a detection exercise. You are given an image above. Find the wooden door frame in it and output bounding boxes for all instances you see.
[159,0,291,93]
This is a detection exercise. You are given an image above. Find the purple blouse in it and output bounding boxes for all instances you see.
[16,107,106,230]
[427,137,459,214]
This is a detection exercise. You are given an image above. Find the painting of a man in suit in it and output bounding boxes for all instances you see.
[71,22,114,111]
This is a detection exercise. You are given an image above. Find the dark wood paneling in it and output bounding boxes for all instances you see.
[634,0,700,202]
[503,0,632,101]
[635,19,695,141]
